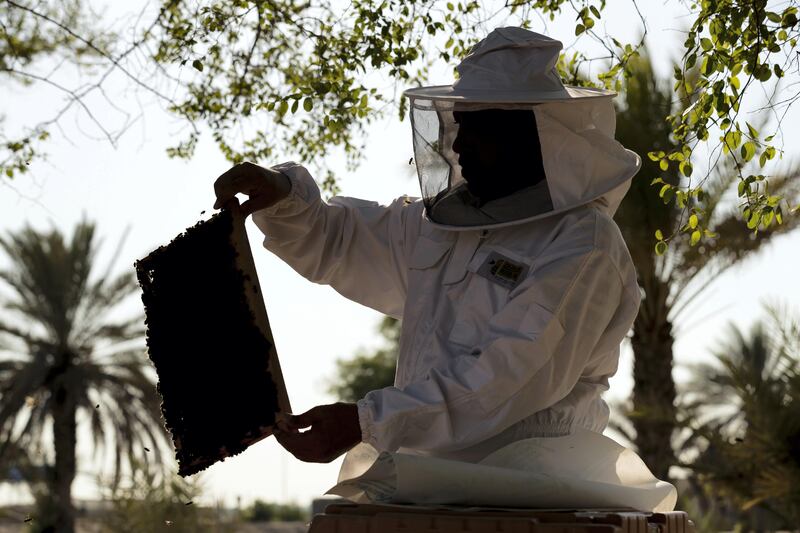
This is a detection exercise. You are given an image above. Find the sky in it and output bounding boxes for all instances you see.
[0,0,799,510]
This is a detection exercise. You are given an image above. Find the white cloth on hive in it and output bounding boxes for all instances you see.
[328,428,677,513]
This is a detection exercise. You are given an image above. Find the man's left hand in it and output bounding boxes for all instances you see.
[274,402,362,463]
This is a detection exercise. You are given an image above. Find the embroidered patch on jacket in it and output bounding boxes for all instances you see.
[476,251,529,290]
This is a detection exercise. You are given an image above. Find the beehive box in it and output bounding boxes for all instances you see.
[308,503,696,533]
[135,204,291,476]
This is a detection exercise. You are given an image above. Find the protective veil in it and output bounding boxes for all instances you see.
[251,27,675,511]
[405,27,639,230]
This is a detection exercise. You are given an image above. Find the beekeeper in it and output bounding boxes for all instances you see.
[213,27,642,465]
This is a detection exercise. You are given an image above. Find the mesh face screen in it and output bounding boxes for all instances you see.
[409,98,554,227]
[410,98,460,211]
[136,209,282,476]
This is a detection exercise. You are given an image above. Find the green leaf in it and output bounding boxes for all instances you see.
[676,190,687,208]
[725,130,741,150]
[655,241,668,256]
[647,151,665,161]
[755,64,772,81]
[700,37,713,51]
[701,55,717,75]
[690,230,701,246]
[303,98,313,112]
[575,24,586,36]
[680,161,693,177]
[655,229,664,240]
[766,11,782,22]
[192,59,204,72]
[746,122,759,139]
[738,180,748,196]
[741,142,756,162]
[659,184,672,198]
[688,214,698,229]
[659,159,669,171]
[700,56,710,75]
[747,212,761,229]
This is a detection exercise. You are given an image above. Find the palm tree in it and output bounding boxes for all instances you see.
[679,308,800,528]
[0,220,168,533]
[612,51,800,480]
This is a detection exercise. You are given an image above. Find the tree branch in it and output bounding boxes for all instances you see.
[3,67,119,145]
[3,0,198,133]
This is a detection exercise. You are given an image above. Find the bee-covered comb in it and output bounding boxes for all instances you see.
[135,203,290,476]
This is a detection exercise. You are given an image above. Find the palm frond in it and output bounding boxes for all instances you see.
[76,270,138,321]
[73,359,167,483]
[0,319,51,352]
[0,354,50,436]
[680,308,800,525]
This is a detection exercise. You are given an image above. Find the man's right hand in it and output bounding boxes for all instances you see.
[213,162,292,216]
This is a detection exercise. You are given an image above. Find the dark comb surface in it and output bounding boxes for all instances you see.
[135,209,281,476]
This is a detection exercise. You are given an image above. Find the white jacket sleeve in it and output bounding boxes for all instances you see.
[357,245,629,453]
[250,162,418,318]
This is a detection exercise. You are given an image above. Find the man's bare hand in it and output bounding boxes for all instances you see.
[213,162,292,215]
[274,403,361,463]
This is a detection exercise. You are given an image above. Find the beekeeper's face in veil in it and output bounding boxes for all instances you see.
[451,107,546,205]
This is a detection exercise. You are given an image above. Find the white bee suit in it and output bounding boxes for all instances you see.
[253,142,640,450]
[251,27,677,512]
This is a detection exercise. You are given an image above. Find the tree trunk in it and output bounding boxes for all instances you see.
[631,312,677,481]
[50,380,77,533]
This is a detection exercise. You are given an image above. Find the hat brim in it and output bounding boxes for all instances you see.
[403,84,615,103]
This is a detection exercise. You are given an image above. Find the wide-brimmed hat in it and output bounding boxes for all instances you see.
[404,27,615,103]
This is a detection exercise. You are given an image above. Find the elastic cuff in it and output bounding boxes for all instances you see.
[251,161,316,219]
[356,398,378,447]
[253,176,298,218]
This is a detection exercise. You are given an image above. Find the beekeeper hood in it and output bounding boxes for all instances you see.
[404,27,641,229]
